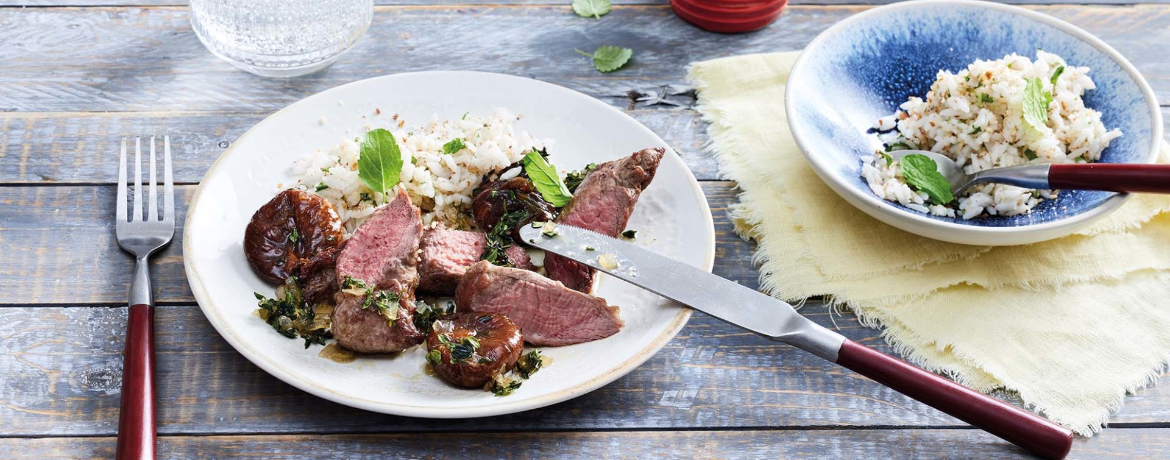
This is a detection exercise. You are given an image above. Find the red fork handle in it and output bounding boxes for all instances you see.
[116,304,156,460]
[1049,163,1170,193]
[836,340,1073,460]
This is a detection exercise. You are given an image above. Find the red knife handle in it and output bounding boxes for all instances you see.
[116,304,156,460]
[1049,163,1170,193]
[836,340,1073,460]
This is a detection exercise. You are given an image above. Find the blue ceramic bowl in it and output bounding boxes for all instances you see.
[786,0,1162,246]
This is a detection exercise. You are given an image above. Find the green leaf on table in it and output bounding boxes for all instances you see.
[443,138,466,155]
[522,150,573,207]
[899,154,955,205]
[574,46,633,73]
[1022,77,1051,134]
[357,128,404,194]
[572,0,612,19]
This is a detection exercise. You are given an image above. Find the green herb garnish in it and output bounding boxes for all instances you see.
[413,300,455,332]
[877,151,894,166]
[1024,149,1039,161]
[357,128,404,194]
[585,246,595,251]
[521,149,573,207]
[482,209,530,267]
[885,142,911,152]
[288,228,299,242]
[1050,66,1065,85]
[621,229,637,239]
[254,277,331,348]
[969,126,982,135]
[314,183,329,192]
[489,375,523,396]
[442,138,466,155]
[899,154,955,204]
[574,46,633,73]
[438,334,481,364]
[978,93,994,105]
[1022,77,1051,133]
[572,0,612,19]
[341,275,369,291]
[515,350,545,379]
[425,349,442,366]
[564,163,597,193]
[362,290,401,326]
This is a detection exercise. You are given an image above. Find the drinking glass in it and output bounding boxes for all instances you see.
[189,0,374,77]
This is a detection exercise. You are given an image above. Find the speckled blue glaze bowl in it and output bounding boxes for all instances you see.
[786,0,1162,246]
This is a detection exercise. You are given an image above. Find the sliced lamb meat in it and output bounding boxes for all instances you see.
[456,261,623,347]
[332,190,426,353]
[332,293,425,354]
[336,189,422,292]
[545,148,665,293]
[418,225,534,294]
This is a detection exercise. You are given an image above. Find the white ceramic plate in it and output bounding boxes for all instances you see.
[184,71,716,418]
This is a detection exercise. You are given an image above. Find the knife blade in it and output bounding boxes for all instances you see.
[519,222,1075,460]
[519,223,845,360]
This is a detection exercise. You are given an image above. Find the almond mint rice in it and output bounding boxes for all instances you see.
[862,51,1122,219]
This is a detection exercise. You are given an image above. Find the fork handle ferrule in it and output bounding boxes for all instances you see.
[116,303,156,460]
[129,257,153,307]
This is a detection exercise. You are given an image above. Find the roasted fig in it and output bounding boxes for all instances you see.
[244,189,345,284]
[425,312,523,388]
[471,164,557,239]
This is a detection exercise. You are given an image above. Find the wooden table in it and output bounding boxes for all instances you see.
[1,1,1167,458]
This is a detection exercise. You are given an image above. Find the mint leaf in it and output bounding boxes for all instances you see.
[572,0,611,19]
[1022,77,1051,133]
[574,46,632,73]
[357,128,404,194]
[521,150,573,207]
[977,93,993,105]
[899,154,955,204]
[1050,65,1065,85]
[443,138,466,155]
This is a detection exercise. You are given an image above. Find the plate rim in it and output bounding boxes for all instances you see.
[182,70,716,418]
[785,0,1163,244]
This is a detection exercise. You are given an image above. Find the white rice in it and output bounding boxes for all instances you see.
[289,108,548,233]
[862,51,1122,219]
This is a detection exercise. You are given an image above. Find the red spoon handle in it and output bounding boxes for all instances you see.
[1049,163,1170,193]
[116,304,156,460]
[836,340,1073,460]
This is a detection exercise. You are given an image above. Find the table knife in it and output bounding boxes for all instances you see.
[520,223,1074,460]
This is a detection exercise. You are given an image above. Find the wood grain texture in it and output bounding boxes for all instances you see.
[0,182,747,305]
[3,428,1166,459]
[0,5,1166,114]
[3,0,1168,6]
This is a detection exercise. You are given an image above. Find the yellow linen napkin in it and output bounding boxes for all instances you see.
[689,51,1170,435]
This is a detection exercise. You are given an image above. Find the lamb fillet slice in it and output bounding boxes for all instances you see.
[456,261,623,347]
[418,225,533,295]
[332,190,425,353]
[545,148,665,293]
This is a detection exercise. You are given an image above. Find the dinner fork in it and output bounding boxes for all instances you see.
[115,136,174,460]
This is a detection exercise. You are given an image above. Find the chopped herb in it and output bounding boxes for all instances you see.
[413,300,455,332]
[442,138,466,155]
[564,162,597,193]
[969,126,982,135]
[488,375,524,396]
[439,334,481,364]
[362,290,401,326]
[877,151,894,166]
[357,128,404,194]
[964,75,970,82]
[359,192,372,202]
[1022,78,1051,134]
[585,246,596,251]
[1050,65,1065,84]
[341,276,369,291]
[515,350,545,379]
[288,228,299,243]
[885,142,911,152]
[899,154,955,204]
[541,222,559,237]
[522,149,573,207]
[478,357,494,364]
[621,229,637,239]
[1024,149,1039,161]
[481,209,530,267]
[574,46,633,73]
[978,93,994,105]
[425,349,442,366]
[314,183,329,192]
[572,0,611,19]
[461,112,469,120]
[254,277,331,348]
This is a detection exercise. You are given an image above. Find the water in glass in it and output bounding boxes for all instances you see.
[190,0,373,77]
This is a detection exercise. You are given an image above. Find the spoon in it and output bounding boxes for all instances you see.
[890,150,1170,195]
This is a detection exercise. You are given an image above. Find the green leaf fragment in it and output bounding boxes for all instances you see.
[1021,77,1051,134]
[1050,66,1065,85]
[575,46,633,73]
[357,128,404,194]
[442,138,466,155]
[572,0,612,19]
[522,150,573,207]
[899,154,955,205]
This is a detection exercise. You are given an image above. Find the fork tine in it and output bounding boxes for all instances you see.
[164,135,174,223]
[117,138,128,223]
[133,137,143,222]
[149,136,158,221]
